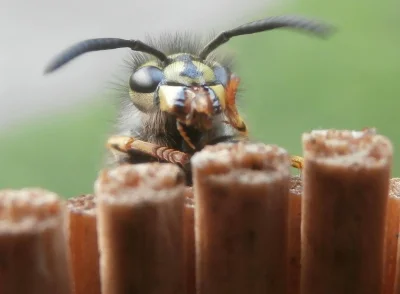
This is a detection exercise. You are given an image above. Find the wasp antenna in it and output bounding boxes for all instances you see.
[199,15,335,59]
[44,38,169,74]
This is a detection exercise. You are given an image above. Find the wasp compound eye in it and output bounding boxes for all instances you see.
[129,66,164,93]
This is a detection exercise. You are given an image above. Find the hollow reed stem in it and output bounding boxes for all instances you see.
[192,142,291,294]
[95,163,186,294]
[301,129,392,294]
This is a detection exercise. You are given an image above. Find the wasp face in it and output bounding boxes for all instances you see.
[129,53,228,130]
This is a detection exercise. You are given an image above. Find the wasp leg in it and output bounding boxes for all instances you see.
[224,75,249,136]
[291,155,304,170]
[107,135,191,167]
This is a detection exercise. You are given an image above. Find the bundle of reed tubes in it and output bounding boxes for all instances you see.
[94,163,186,294]
[191,142,291,294]
[301,129,393,294]
[3,128,400,294]
[0,188,71,294]
[67,194,100,294]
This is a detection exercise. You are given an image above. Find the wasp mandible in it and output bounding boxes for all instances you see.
[45,15,333,184]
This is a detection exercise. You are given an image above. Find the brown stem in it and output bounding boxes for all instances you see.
[390,179,400,294]
[94,163,186,294]
[191,142,291,294]
[184,187,196,294]
[67,194,100,294]
[383,178,400,294]
[287,175,303,294]
[0,188,72,294]
[300,129,393,294]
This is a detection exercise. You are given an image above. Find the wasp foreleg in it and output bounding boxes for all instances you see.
[225,76,248,136]
[224,75,304,171]
[107,136,191,168]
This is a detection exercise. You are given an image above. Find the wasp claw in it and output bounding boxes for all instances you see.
[107,136,135,153]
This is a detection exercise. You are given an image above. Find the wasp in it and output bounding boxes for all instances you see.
[45,15,333,184]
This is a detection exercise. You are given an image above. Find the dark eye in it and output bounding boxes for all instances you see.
[129,66,164,93]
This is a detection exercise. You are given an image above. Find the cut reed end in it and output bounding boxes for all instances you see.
[390,178,400,198]
[301,129,392,294]
[94,162,186,204]
[95,163,186,294]
[0,188,63,232]
[192,142,291,294]
[67,194,100,294]
[302,129,393,168]
[0,188,71,294]
[67,194,96,215]
[290,175,303,195]
[191,142,290,184]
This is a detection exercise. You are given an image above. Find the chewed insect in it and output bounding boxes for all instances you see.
[44,15,333,184]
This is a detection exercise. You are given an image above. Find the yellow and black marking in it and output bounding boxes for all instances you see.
[163,54,216,85]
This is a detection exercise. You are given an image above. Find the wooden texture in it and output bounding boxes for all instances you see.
[301,129,392,294]
[288,175,303,294]
[0,188,72,294]
[67,194,100,294]
[95,163,186,294]
[184,187,196,294]
[192,142,290,294]
[383,178,400,294]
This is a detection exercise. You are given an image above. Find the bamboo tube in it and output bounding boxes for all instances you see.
[184,187,196,294]
[95,163,186,294]
[301,129,392,294]
[384,178,400,294]
[288,175,303,294]
[0,188,71,294]
[391,179,400,294]
[67,194,100,294]
[192,142,291,294]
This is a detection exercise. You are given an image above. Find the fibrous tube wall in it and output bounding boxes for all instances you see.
[300,129,393,294]
[191,142,291,294]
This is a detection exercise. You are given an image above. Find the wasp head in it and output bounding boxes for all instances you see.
[129,54,227,131]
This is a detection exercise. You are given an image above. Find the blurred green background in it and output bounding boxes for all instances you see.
[1,0,399,198]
